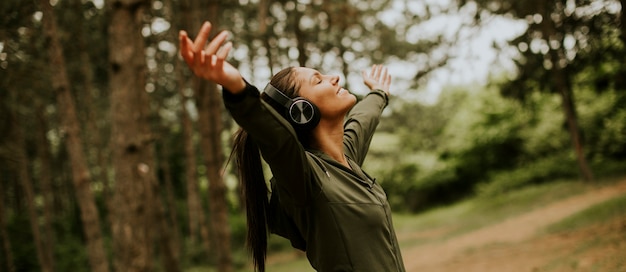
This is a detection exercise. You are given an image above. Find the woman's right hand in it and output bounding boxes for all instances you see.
[362,64,391,97]
[179,21,246,93]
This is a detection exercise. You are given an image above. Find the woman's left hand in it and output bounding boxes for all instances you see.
[179,21,246,93]
[362,65,391,97]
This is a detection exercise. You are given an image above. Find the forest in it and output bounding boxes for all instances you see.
[0,0,625,271]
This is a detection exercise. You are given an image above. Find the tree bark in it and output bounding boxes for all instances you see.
[107,0,157,271]
[179,82,206,247]
[617,0,626,90]
[258,0,275,75]
[40,1,110,272]
[294,10,308,67]
[35,105,57,270]
[538,1,594,182]
[195,77,233,272]
[151,161,181,272]
[192,4,233,269]
[176,0,211,254]
[71,0,112,206]
[0,181,16,272]
[15,119,54,272]
[196,79,233,272]
[178,58,213,256]
[71,0,115,240]
[621,0,626,46]
[159,144,182,259]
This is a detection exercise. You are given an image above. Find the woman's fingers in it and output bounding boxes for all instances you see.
[190,22,211,67]
[367,65,388,83]
[216,41,232,60]
[205,30,229,56]
[179,31,194,66]
[381,67,388,85]
[372,64,381,79]
[192,22,212,53]
[361,64,391,95]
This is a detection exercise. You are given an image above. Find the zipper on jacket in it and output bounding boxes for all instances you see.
[308,152,330,178]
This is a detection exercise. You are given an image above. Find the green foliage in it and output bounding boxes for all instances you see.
[420,87,527,203]
[380,86,468,152]
[379,162,422,211]
[53,236,90,272]
[574,86,626,160]
[477,151,579,196]
[518,91,569,158]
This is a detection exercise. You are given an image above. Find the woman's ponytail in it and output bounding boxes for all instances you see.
[233,128,269,272]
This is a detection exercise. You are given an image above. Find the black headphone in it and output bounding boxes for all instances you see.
[263,83,320,130]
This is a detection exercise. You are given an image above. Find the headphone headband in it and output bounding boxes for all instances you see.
[263,83,292,108]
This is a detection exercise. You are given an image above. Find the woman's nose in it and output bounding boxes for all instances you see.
[330,75,340,85]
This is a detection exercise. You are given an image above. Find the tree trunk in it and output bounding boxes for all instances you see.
[294,11,308,67]
[0,94,16,272]
[108,0,157,271]
[553,62,594,182]
[617,0,626,90]
[15,119,54,272]
[35,105,57,269]
[176,0,203,246]
[203,49,234,272]
[621,0,626,45]
[40,1,110,272]
[176,0,212,258]
[258,0,275,75]
[0,181,16,272]
[192,4,233,268]
[539,1,594,182]
[71,0,112,205]
[180,83,205,245]
[151,161,181,272]
[178,61,212,255]
[195,77,233,272]
[159,144,182,257]
[72,0,115,239]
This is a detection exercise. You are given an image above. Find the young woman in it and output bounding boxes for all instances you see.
[179,21,406,272]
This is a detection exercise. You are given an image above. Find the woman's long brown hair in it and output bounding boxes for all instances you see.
[232,67,302,272]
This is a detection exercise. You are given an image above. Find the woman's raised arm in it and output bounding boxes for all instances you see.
[179,21,246,93]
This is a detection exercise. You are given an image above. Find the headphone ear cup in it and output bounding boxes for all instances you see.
[288,97,320,130]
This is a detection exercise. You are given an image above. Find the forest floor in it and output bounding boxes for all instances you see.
[262,178,626,272]
[400,178,626,272]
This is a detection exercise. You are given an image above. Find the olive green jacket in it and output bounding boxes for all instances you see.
[223,82,405,272]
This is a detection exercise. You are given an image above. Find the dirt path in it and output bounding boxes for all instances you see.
[402,179,626,272]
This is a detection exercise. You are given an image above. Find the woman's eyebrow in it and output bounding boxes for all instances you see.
[309,72,321,83]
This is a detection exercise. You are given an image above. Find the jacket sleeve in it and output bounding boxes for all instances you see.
[343,89,388,166]
[222,82,315,205]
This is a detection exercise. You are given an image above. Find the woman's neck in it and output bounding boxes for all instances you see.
[310,119,350,168]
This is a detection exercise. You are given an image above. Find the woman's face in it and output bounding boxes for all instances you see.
[293,67,357,119]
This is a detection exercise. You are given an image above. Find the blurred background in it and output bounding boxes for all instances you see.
[1,0,625,271]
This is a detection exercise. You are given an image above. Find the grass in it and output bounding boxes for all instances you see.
[545,193,626,233]
[393,179,589,247]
